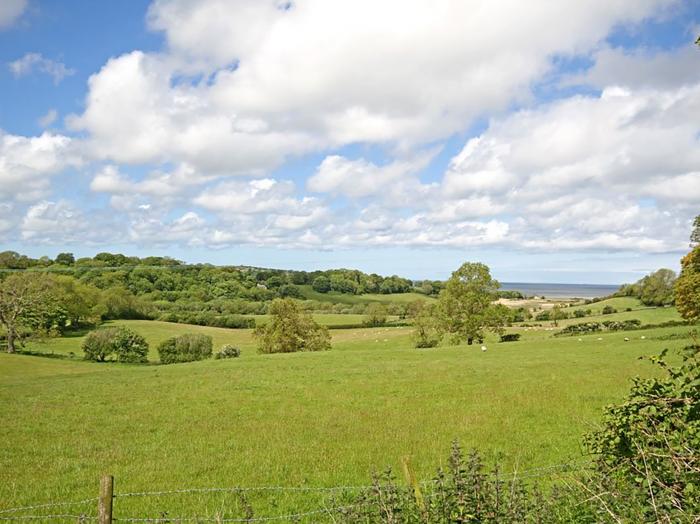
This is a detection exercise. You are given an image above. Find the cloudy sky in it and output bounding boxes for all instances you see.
[0,0,698,283]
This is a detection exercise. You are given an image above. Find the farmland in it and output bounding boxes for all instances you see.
[1,300,694,519]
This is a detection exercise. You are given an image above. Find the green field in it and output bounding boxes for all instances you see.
[1,309,695,520]
[298,285,433,305]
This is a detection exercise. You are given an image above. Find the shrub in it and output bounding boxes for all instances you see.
[602,305,616,315]
[585,344,700,520]
[363,303,388,327]
[215,344,241,359]
[573,309,587,318]
[254,298,331,354]
[535,310,550,321]
[158,333,213,364]
[82,326,148,363]
[499,333,521,342]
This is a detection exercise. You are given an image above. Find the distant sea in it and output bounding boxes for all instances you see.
[500,282,619,299]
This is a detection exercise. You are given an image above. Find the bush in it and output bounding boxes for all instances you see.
[573,309,587,318]
[535,310,550,321]
[158,333,213,364]
[602,305,616,315]
[499,333,521,342]
[254,298,331,354]
[585,344,700,520]
[82,326,148,363]
[215,344,241,359]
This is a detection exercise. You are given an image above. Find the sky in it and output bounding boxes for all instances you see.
[0,0,698,284]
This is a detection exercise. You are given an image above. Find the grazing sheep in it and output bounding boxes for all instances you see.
[481,345,487,352]
[641,336,646,340]
[578,338,583,342]
[624,337,630,342]
[597,337,603,341]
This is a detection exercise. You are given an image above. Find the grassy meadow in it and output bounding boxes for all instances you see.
[1,300,695,520]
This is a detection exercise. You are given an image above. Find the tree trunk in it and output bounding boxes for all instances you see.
[6,327,15,354]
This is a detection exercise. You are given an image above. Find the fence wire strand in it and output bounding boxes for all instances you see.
[0,459,593,521]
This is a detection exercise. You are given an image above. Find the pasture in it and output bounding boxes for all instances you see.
[1,308,694,520]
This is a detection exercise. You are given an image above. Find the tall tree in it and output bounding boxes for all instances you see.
[0,273,57,353]
[438,262,504,345]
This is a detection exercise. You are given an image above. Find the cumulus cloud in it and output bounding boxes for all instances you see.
[0,0,26,29]
[3,0,696,256]
[8,53,76,84]
[68,0,672,174]
[308,151,435,199]
[0,131,78,201]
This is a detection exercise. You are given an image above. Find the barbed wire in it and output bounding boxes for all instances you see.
[112,505,356,522]
[0,459,593,521]
[0,499,98,515]
[0,515,95,521]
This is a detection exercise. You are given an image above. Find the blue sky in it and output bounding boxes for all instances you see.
[0,0,698,283]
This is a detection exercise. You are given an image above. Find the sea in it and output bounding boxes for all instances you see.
[499,282,620,299]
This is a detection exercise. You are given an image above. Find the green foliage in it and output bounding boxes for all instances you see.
[602,305,617,315]
[675,245,700,321]
[254,298,331,354]
[340,442,591,523]
[550,305,567,326]
[215,344,241,359]
[618,268,677,306]
[573,309,587,318]
[410,301,442,348]
[585,342,700,521]
[556,320,642,336]
[157,333,213,364]
[437,262,504,345]
[0,273,61,353]
[363,303,388,327]
[82,326,148,363]
[500,333,521,342]
[535,310,551,321]
[54,252,75,266]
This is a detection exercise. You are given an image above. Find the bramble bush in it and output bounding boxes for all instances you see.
[82,326,149,363]
[584,340,700,521]
[158,333,213,364]
[215,344,241,359]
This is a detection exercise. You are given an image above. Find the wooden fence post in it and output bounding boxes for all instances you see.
[98,475,114,524]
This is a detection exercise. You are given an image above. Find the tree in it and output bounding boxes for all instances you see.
[638,268,676,306]
[410,301,442,348]
[437,262,504,345]
[254,298,331,353]
[54,252,75,266]
[0,273,58,353]
[675,244,700,321]
[550,305,567,327]
[363,303,388,327]
[312,275,331,293]
[691,214,700,246]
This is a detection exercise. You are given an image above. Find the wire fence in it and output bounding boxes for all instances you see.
[0,459,592,522]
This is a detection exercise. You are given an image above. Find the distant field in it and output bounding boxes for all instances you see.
[298,285,433,305]
[2,319,694,520]
[250,313,400,327]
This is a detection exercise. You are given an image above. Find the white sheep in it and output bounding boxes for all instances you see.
[624,337,630,342]
[481,345,487,352]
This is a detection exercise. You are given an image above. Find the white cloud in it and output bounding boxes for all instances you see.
[8,53,76,84]
[0,0,26,30]
[37,109,58,128]
[69,0,672,174]
[308,152,434,199]
[0,131,77,201]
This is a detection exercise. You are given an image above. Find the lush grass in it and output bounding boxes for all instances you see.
[1,320,693,520]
